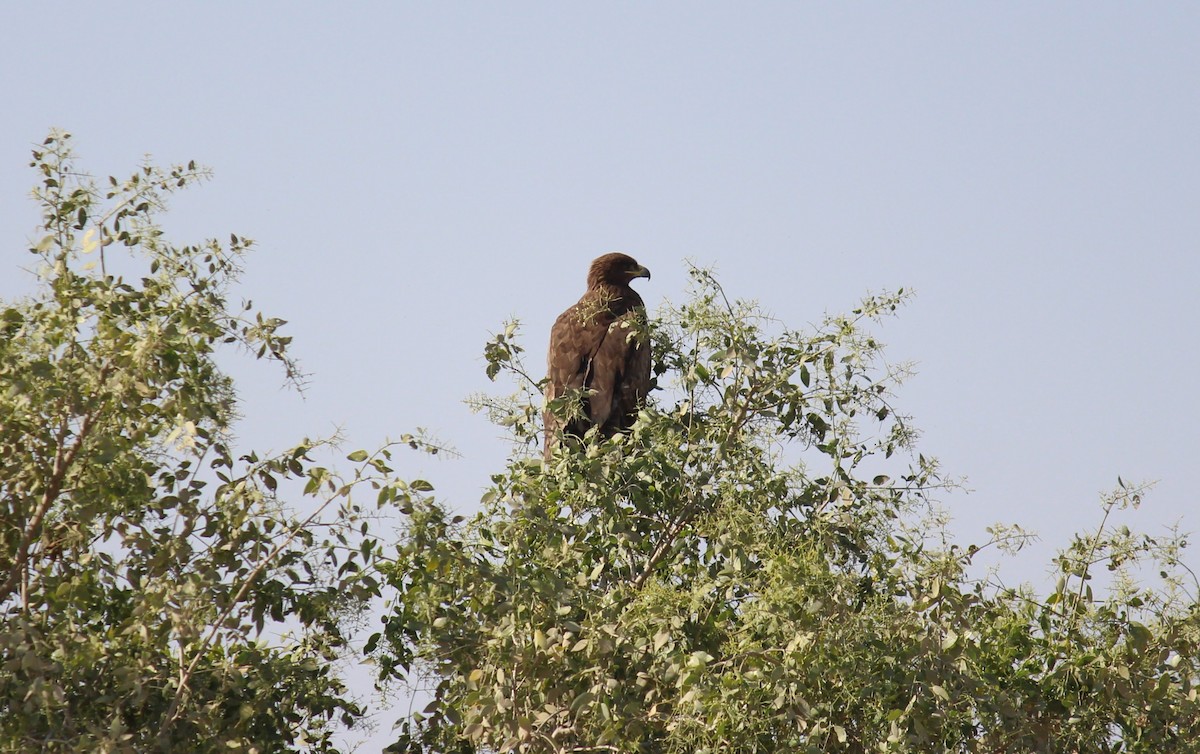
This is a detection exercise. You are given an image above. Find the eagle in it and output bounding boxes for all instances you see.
[544,253,652,459]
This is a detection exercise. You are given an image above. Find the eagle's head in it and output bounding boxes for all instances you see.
[587,252,651,290]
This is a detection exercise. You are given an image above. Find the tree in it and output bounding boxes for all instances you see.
[377,269,1200,753]
[0,132,414,753]
[7,130,1199,754]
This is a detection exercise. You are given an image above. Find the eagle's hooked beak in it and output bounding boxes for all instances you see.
[631,265,651,281]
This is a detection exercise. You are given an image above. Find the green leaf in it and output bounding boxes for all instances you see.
[570,692,595,713]
[941,630,959,651]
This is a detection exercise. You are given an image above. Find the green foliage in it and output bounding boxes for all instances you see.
[379,270,1200,752]
[0,132,410,753]
[7,130,1200,754]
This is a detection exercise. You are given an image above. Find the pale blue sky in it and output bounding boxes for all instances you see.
[3,3,1199,748]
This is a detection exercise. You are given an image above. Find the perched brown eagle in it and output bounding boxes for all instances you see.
[544,253,652,459]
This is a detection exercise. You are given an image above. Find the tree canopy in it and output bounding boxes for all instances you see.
[4,132,1200,754]
[0,132,416,752]
[378,274,1200,752]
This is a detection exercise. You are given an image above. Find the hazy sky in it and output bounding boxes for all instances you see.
[3,3,1199,749]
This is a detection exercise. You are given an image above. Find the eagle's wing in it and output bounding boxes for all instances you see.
[591,308,650,433]
[544,295,614,454]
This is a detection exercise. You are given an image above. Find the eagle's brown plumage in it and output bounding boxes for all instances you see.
[544,253,652,459]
